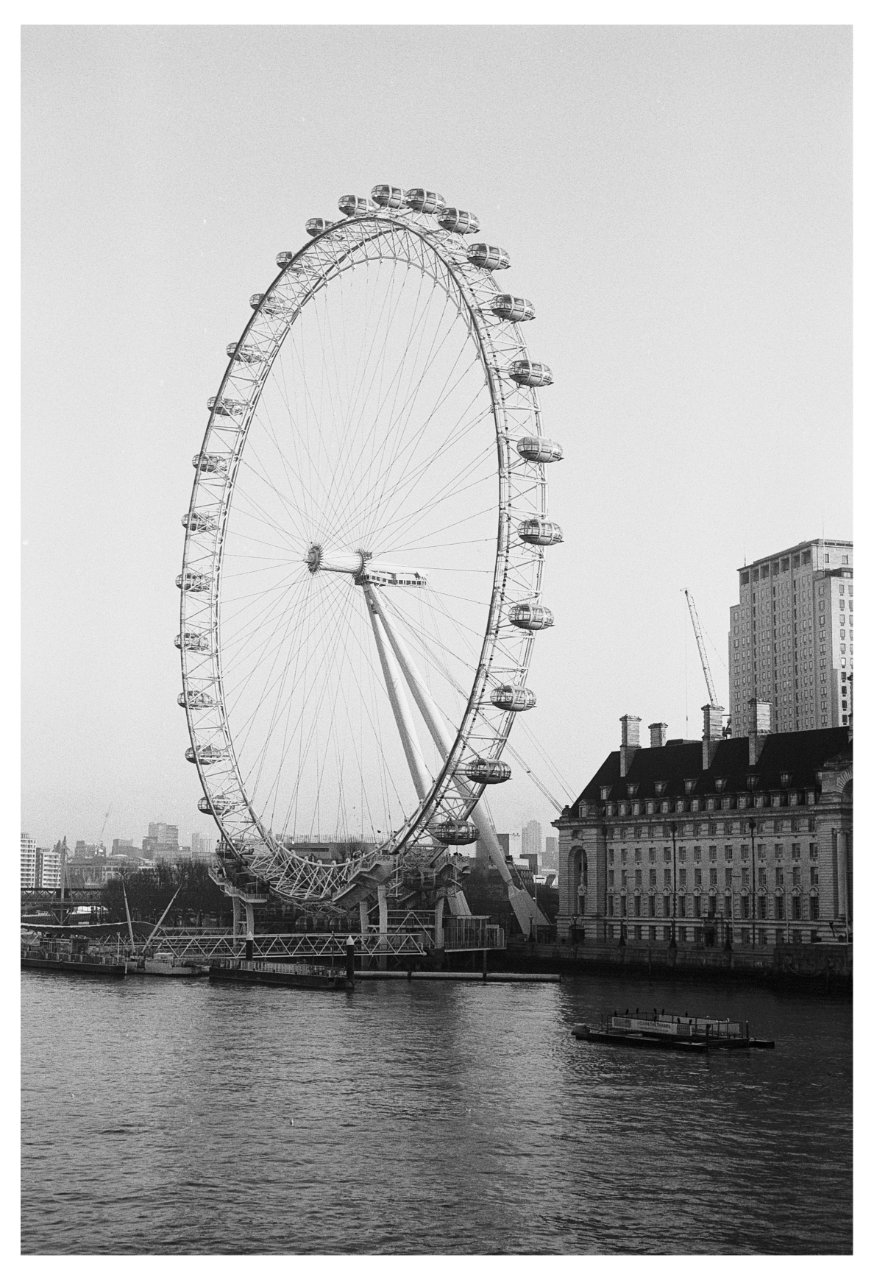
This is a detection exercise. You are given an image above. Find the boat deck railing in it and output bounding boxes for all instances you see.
[609,1013,744,1039]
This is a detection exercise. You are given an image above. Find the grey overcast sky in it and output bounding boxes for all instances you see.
[21,24,851,848]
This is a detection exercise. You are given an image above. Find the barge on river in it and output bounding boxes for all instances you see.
[573,1011,775,1053]
[209,959,353,991]
[21,940,126,977]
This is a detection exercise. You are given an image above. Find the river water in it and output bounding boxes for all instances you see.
[21,969,852,1255]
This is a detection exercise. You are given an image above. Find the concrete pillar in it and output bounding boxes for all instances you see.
[358,900,369,934]
[836,831,848,920]
[434,894,445,949]
[377,883,388,970]
[231,895,241,940]
[244,900,255,937]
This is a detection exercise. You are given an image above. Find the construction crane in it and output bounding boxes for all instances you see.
[684,589,719,706]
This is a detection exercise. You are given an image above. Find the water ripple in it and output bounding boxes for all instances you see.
[21,970,851,1254]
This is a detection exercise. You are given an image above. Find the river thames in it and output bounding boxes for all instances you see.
[21,968,851,1255]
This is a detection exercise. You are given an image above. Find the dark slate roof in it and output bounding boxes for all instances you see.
[574,728,851,807]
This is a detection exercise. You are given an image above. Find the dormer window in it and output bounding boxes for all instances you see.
[600,786,610,800]
[654,781,666,796]
[627,783,638,798]
[780,772,792,788]
[684,779,696,795]
[747,774,759,791]
[715,777,727,792]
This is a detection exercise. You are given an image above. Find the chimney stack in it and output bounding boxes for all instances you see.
[748,698,772,766]
[619,715,641,777]
[702,704,724,770]
[649,722,668,749]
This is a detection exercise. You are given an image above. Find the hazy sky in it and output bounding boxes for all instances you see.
[21,24,852,848]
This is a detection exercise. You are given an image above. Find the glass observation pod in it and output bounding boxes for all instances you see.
[467,243,511,271]
[226,341,264,364]
[516,437,564,464]
[249,293,289,316]
[429,820,480,846]
[177,689,214,709]
[185,744,227,765]
[305,218,335,236]
[207,395,245,417]
[518,518,564,546]
[176,571,211,593]
[509,603,554,631]
[371,184,406,208]
[491,295,536,322]
[509,359,553,387]
[175,631,211,652]
[338,194,376,216]
[438,207,480,234]
[462,758,512,785]
[491,684,537,712]
[405,188,446,214]
[181,512,217,533]
[192,453,229,474]
[198,795,235,816]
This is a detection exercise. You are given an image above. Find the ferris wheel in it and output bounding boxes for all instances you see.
[176,185,564,911]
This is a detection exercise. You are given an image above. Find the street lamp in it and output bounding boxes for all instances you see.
[669,821,678,950]
[748,817,757,949]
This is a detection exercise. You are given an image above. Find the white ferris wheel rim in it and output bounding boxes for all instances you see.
[178,196,554,904]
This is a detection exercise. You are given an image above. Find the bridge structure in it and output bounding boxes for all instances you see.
[21,886,106,926]
[153,912,504,966]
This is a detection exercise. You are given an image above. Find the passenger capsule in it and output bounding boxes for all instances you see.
[305,218,335,236]
[182,512,217,534]
[198,794,234,816]
[249,293,290,317]
[371,184,406,208]
[275,251,296,267]
[192,453,228,474]
[438,208,480,234]
[177,689,214,709]
[404,189,445,214]
[462,758,512,785]
[338,194,376,217]
[467,243,511,271]
[429,820,480,846]
[176,571,211,593]
[516,437,564,464]
[491,295,536,322]
[175,631,211,653]
[207,395,245,417]
[226,341,264,364]
[491,684,537,712]
[185,744,226,765]
[509,359,553,387]
[508,603,554,631]
[518,518,564,546]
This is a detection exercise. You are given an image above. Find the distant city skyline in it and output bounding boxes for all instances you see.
[22,25,851,848]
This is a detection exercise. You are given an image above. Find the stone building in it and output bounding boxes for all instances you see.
[555,705,852,949]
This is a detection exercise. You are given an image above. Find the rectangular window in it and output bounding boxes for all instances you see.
[792,896,802,921]
[758,895,767,919]
[709,868,717,887]
[809,896,819,920]
[648,895,656,917]
[663,894,671,917]
[775,896,784,920]
[724,846,733,861]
